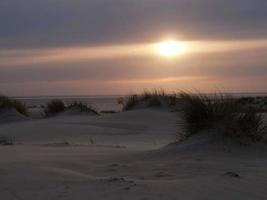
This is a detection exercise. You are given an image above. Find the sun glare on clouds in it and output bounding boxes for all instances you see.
[155,40,186,57]
[1,39,267,66]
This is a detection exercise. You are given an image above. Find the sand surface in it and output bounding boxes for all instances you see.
[0,109,267,200]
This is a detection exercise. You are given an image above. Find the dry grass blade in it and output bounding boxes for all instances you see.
[45,99,66,116]
[179,92,267,142]
[123,89,176,110]
[68,101,99,115]
[0,95,28,116]
[123,95,138,111]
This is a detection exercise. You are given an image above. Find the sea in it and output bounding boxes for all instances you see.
[14,93,267,112]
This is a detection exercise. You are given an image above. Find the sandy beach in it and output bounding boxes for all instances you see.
[0,106,267,200]
[1,0,267,199]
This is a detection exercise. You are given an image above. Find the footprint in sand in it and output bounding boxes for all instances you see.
[106,168,117,172]
[108,163,129,168]
[138,176,145,180]
[223,171,241,178]
[154,171,173,178]
[105,177,137,190]
[108,163,120,167]
[106,163,129,172]
[107,177,126,182]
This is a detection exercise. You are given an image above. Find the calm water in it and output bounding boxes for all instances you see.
[15,93,267,112]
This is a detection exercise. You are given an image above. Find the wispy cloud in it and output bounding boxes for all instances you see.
[1,0,267,95]
[108,76,206,84]
[1,0,267,48]
[1,39,267,66]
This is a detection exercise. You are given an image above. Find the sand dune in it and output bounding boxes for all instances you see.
[0,108,28,124]
[0,108,266,199]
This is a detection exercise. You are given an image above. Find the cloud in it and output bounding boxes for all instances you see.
[1,39,267,66]
[1,46,266,85]
[1,0,267,95]
[0,0,267,48]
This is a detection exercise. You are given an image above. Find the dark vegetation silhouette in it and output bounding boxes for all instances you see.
[68,101,99,115]
[123,89,177,110]
[44,99,66,116]
[45,100,99,116]
[0,95,27,116]
[179,92,267,142]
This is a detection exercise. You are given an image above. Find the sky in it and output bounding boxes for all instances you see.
[0,0,267,96]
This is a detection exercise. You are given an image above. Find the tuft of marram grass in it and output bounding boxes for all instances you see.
[123,95,139,111]
[179,92,267,142]
[139,89,166,101]
[237,96,267,113]
[0,95,28,116]
[147,96,162,107]
[68,101,99,115]
[44,99,66,116]
[123,89,176,110]
[225,108,267,140]
[0,136,15,145]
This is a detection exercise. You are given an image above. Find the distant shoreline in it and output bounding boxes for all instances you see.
[12,92,267,99]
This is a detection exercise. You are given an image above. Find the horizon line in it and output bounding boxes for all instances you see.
[10,91,267,99]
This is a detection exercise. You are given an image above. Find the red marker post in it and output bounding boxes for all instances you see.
[117,97,124,105]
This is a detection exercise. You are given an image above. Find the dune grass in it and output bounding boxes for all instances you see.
[139,89,166,101]
[45,100,99,116]
[237,96,267,112]
[123,95,139,111]
[0,95,28,116]
[44,99,66,116]
[179,92,267,142]
[123,89,176,110]
[68,101,99,115]
[0,136,15,145]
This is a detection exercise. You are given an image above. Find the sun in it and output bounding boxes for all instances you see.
[155,40,186,57]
